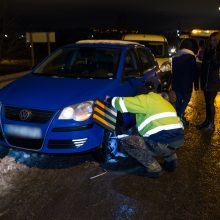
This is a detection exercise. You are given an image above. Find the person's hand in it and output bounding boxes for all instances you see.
[104,95,112,107]
[105,95,111,102]
[168,90,176,103]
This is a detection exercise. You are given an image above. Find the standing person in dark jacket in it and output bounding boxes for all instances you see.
[197,32,220,130]
[172,38,199,124]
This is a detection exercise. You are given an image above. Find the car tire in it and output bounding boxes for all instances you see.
[92,130,118,163]
[92,113,133,163]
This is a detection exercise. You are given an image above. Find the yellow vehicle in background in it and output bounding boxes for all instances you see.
[191,29,219,38]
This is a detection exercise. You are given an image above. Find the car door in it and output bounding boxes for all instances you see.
[119,47,146,96]
[136,47,160,89]
[113,47,145,129]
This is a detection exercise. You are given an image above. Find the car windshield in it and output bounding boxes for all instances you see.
[34,47,121,79]
[132,41,169,58]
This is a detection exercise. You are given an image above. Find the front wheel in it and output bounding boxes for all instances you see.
[92,130,119,163]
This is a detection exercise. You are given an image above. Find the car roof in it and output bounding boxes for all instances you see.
[75,39,142,48]
[122,34,167,43]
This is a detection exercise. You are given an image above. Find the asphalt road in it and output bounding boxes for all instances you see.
[0,74,219,220]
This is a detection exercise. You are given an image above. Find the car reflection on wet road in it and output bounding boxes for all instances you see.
[0,88,219,220]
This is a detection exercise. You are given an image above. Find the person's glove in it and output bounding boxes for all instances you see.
[104,96,113,107]
[168,90,176,104]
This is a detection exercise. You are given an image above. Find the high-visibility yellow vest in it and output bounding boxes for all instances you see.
[111,92,183,137]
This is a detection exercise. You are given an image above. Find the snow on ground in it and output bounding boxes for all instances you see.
[0,73,30,201]
[0,155,28,198]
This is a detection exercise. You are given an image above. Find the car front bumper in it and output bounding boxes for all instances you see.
[0,107,104,154]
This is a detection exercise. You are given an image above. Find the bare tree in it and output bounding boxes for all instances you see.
[0,0,23,61]
[0,0,7,60]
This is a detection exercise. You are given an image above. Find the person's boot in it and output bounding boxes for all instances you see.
[197,119,210,130]
[205,122,215,130]
[145,161,163,178]
[162,160,178,172]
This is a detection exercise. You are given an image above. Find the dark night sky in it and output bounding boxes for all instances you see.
[5,0,220,31]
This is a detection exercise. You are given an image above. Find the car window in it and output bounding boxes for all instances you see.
[147,42,164,57]
[145,49,158,66]
[128,40,169,58]
[124,49,140,77]
[137,48,155,71]
[34,47,121,79]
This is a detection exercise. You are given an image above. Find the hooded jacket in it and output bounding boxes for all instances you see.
[172,49,199,93]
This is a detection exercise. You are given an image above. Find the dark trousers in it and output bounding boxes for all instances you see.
[203,91,217,124]
[175,92,192,118]
[121,136,184,172]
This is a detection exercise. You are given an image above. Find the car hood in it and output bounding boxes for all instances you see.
[1,74,118,110]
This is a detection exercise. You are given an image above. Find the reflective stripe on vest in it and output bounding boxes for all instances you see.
[138,112,178,132]
[119,97,128,112]
[143,123,184,137]
[111,97,118,108]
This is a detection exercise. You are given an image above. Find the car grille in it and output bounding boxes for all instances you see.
[4,106,54,123]
[48,138,87,149]
[6,136,43,150]
[48,140,75,149]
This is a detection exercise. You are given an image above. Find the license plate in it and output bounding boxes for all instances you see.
[4,124,42,139]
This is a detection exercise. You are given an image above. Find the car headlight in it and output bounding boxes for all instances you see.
[59,101,94,121]
[160,62,171,72]
[170,48,176,54]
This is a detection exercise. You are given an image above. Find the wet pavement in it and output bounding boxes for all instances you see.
[0,75,219,220]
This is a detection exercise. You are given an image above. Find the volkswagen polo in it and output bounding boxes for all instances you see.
[0,40,160,155]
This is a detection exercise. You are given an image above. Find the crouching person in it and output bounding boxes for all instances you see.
[106,82,184,178]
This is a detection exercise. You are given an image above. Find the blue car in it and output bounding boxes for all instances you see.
[0,40,160,156]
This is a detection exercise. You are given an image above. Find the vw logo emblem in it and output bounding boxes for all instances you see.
[19,109,32,121]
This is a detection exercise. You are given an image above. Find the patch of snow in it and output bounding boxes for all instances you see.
[0,156,27,197]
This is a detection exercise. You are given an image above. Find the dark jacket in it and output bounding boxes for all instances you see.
[200,48,220,91]
[148,128,184,145]
[172,49,199,93]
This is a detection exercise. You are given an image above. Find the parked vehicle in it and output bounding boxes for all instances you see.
[0,40,162,158]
